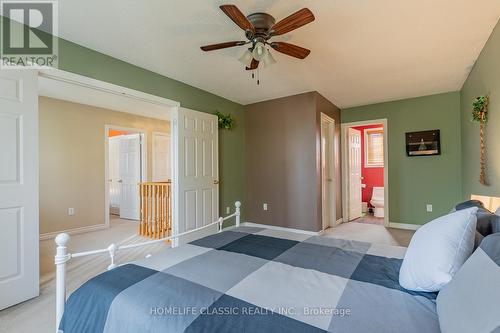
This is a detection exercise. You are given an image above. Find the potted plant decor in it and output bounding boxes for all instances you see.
[215,111,235,130]
[472,96,489,185]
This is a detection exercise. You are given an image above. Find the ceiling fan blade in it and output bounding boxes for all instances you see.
[200,41,246,51]
[270,42,311,59]
[219,5,255,33]
[246,59,259,70]
[271,8,315,36]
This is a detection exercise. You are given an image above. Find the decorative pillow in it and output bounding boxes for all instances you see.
[496,207,500,216]
[436,233,500,333]
[454,199,485,211]
[399,207,478,292]
[454,200,500,236]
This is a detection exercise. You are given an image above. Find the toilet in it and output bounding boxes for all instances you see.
[370,187,385,218]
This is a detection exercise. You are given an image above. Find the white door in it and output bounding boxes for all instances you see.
[153,133,171,182]
[119,134,141,220]
[321,114,335,229]
[0,70,39,309]
[348,128,362,220]
[172,107,218,244]
[108,137,121,215]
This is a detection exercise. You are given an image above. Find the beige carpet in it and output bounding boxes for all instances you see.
[0,221,414,333]
[324,222,414,247]
[0,218,169,333]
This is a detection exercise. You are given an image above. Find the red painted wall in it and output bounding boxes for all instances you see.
[352,124,384,205]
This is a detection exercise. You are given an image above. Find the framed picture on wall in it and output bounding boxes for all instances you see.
[405,130,441,156]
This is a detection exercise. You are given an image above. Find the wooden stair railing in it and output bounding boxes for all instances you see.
[139,181,172,239]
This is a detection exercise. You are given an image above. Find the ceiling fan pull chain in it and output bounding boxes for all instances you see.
[257,68,260,85]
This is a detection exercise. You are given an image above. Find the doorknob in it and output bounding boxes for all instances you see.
[214,180,219,185]
[118,180,123,183]
[327,178,333,182]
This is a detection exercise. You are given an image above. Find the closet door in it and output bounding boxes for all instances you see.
[0,70,39,309]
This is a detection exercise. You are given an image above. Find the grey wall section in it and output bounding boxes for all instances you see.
[245,92,340,232]
[461,20,500,199]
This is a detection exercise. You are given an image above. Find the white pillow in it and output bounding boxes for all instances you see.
[495,207,500,216]
[399,207,478,292]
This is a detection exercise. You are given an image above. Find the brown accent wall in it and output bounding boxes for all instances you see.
[244,92,341,232]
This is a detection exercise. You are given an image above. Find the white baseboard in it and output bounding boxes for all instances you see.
[39,224,108,241]
[242,222,322,236]
[388,222,421,231]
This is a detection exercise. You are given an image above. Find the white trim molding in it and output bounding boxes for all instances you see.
[40,224,108,241]
[242,222,323,236]
[388,222,422,231]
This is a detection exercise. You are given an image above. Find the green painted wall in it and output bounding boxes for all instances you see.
[342,92,462,225]
[461,21,500,199]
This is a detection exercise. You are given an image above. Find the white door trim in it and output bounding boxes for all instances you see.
[152,131,171,182]
[38,69,180,112]
[341,119,389,227]
[104,125,147,226]
[320,113,336,230]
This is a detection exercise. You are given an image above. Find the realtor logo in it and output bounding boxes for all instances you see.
[1,1,58,68]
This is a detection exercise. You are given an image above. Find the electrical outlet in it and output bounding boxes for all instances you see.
[426,204,433,212]
[263,203,268,211]
[68,208,75,216]
[226,206,230,214]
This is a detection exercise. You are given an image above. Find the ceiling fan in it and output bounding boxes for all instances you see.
[200,5,315,75]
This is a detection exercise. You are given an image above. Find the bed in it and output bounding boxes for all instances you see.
[57,226,439,333]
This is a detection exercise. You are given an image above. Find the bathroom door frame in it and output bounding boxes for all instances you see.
[341,119,389,227]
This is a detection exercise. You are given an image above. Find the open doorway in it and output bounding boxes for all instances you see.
[342,120,388,227]
[106,126,146,224]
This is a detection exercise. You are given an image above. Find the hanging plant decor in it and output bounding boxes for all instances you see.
[215,111,235,130]
[472,96,489,185]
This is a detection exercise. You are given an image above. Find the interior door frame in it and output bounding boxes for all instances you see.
[104,125,147,225]
[320,113,336,230]
[37,68,180,238]
[152,131,171,182]
[341,119,389,227]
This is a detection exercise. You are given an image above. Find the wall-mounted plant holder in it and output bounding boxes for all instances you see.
[405,130,441,157]
[215,111,235,130]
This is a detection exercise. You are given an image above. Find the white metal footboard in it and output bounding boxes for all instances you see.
[54,201,241,332]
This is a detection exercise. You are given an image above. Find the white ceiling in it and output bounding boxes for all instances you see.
[56,0,500,108]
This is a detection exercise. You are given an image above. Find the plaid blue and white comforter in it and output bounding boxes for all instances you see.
[59,226,440,333]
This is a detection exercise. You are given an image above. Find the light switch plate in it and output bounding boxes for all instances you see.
[226,206,230,214]
[263,203,268,211]
[68,208,75,216]
[426,204,433,212]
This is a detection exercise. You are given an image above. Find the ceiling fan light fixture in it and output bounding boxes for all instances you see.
[261,50,276,67]
[252,42,267,61]
[238,49,254,67]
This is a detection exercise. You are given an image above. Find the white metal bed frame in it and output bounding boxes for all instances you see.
[54,201,241,332]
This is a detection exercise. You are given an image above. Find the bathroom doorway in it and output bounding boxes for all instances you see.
[341,120,388,227]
